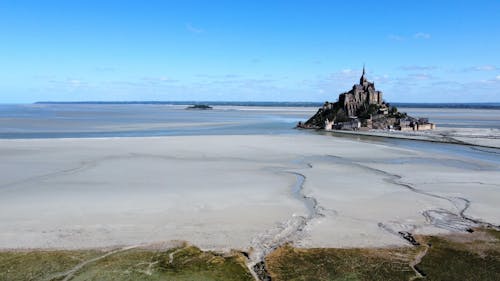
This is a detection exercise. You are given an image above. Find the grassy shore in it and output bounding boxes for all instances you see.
[0,245,253,281]
[1,229,499,281]
[266,228,500,281]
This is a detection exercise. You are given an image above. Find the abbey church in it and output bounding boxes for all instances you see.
[339,66,384,117]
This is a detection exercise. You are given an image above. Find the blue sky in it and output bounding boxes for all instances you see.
[0,0,499,103]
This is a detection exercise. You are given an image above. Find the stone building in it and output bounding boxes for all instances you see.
[338,66,384,117]
[398,117,436,131]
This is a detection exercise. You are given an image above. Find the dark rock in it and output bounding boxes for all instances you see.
[398,231,420,246]
[186,104,213,110]
[253,261,272,281]
[240,251,249,258]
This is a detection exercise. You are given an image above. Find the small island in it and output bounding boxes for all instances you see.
[185,104,213,110]
[298,66,435,131]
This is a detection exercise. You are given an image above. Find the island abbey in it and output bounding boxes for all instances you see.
[299,67,435,131]
[341,66,384,117]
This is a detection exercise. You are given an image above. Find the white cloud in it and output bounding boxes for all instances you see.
[388,32,431,41]
[388,34,404,41]
[186,23,204,33]
[460,65,498,72]
[48,78,87,87]
[414,32,431,39]
[94,66,116,72]
[372,74,392,84]
[142,76,177,83]
[477,65,496,71]
[469,65,497,71]
[400,65,437,71]
[327,69,360,81]
[407,73,434,80]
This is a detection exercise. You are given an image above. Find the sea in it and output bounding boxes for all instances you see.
[1,102,499,164]
[1,102,499,139]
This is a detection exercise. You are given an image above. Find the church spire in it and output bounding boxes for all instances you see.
[360,64,367,85]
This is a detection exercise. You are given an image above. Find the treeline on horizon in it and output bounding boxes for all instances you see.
[34,101,500,109]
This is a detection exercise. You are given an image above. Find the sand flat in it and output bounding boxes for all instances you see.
[0,135,499,251]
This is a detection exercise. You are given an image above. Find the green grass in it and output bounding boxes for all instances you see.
[74,246,253,281]
[0,246,253,281]
[1,229,499,281]
[417,231,500,281]
[0,250,101,281]
[266,229,500,281]
[266,245,417,281]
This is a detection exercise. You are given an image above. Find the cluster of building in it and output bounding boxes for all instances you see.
[327,116,436,131]
[299,66,435,132]
[398,117,436,131]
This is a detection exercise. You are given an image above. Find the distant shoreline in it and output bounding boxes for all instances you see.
[33,101,500,109]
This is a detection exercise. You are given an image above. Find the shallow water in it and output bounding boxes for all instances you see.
[401,107,500,129]
[2,104,499,138]
[1,104,499,164]
[0,104,316,138]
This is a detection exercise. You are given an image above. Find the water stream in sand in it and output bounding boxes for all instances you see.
[289,172,317,218]
[322,154,500,243]
[247,162,323,281]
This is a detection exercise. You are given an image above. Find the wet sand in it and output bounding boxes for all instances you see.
[0,135,499,254]
[323,127,500,148]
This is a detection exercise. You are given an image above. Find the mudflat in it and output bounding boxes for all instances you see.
[1,135,498,253]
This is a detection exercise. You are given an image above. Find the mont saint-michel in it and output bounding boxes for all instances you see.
[2,1,500,281]
[298,67,435,131]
